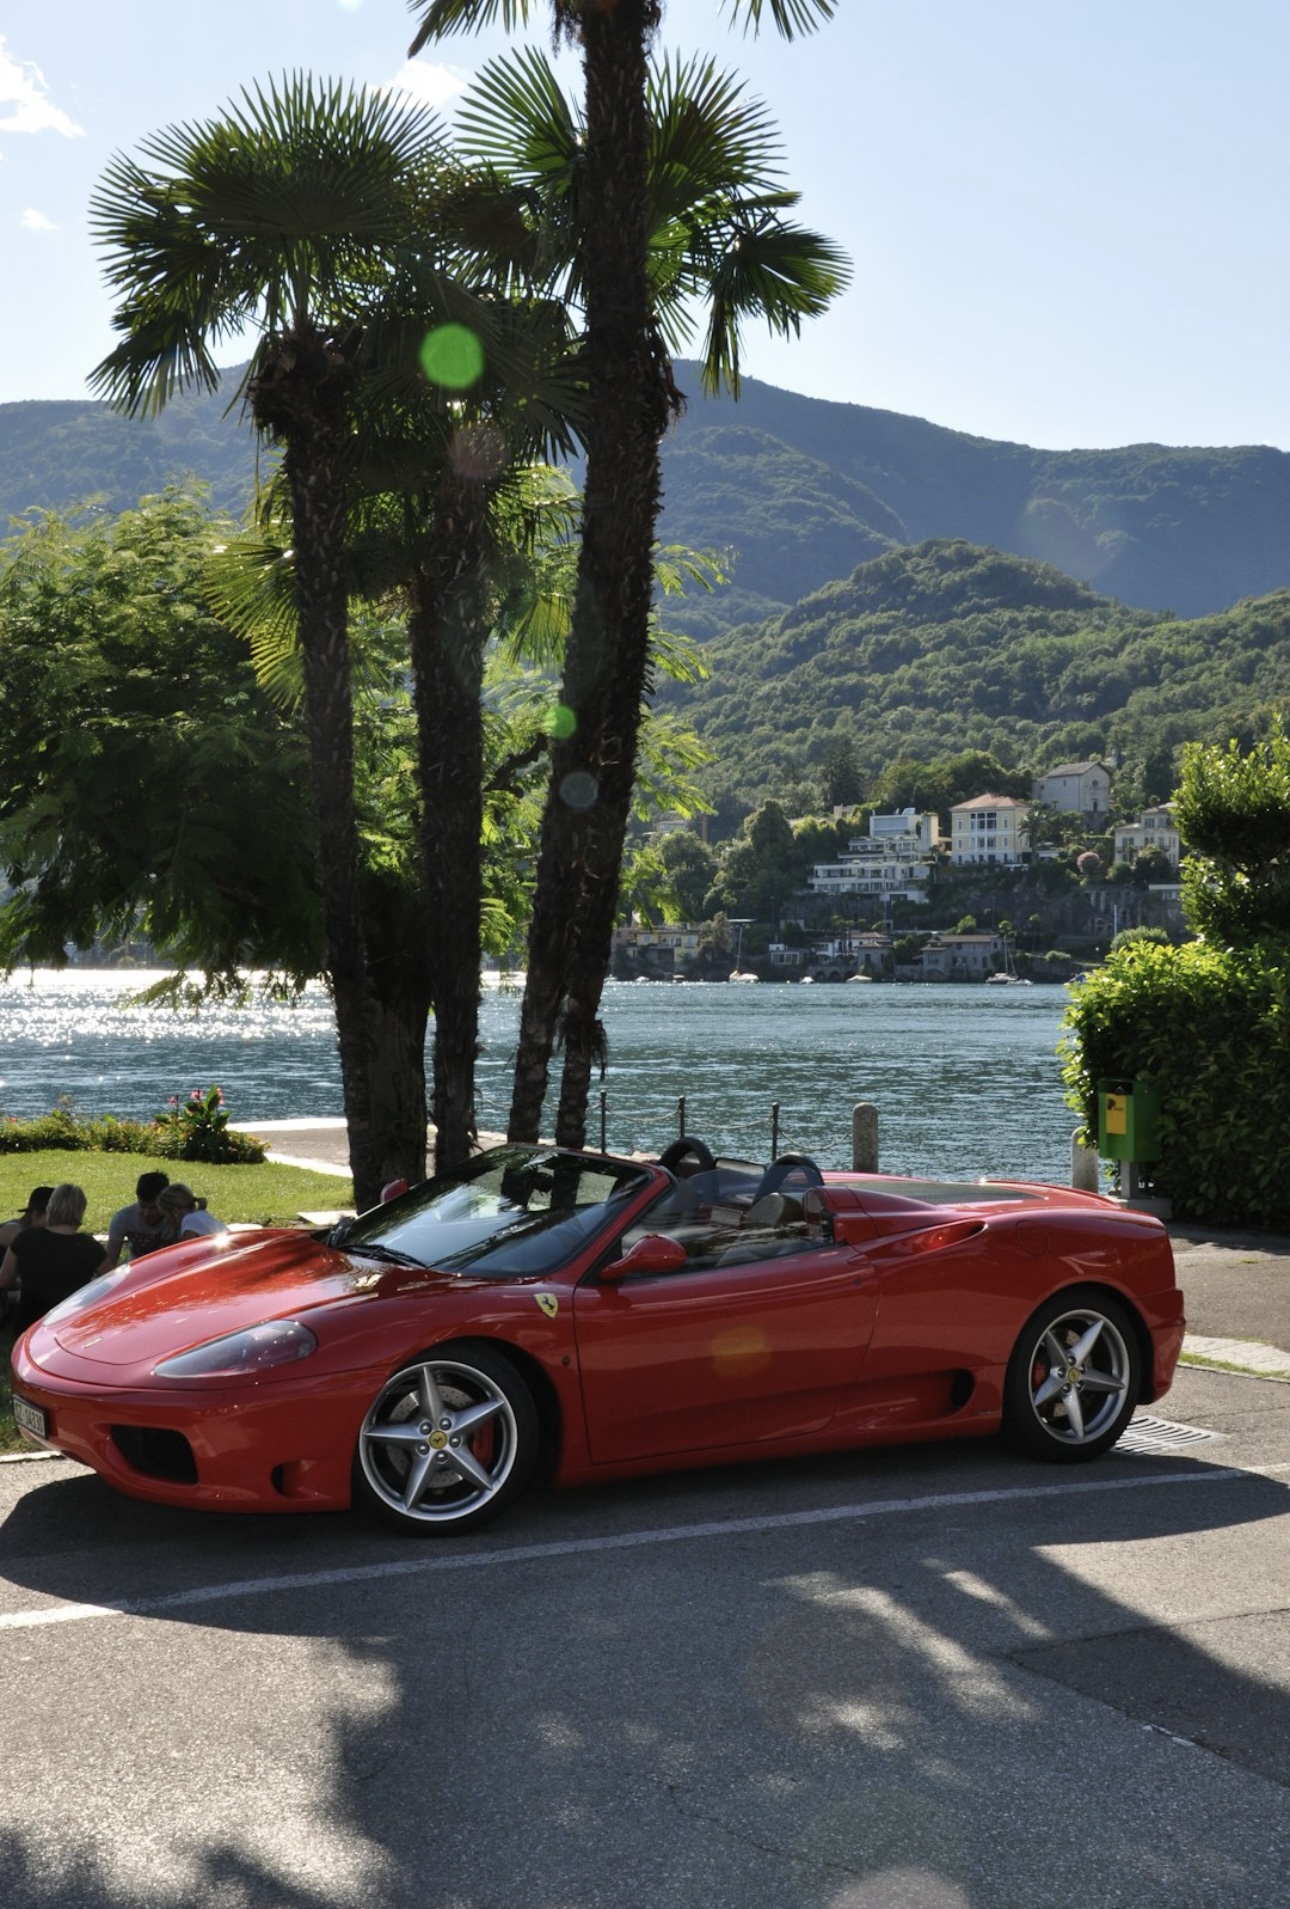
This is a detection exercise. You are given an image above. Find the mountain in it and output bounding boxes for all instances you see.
[0,384,259,528]
[657,363,1290,627]
[2,363,1286,624]
[656,539,1290,805]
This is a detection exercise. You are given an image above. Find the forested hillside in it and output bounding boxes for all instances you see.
[657,540,1290,811]
[0,384,259,525]
[3,362,1286,623]
[659,365,1290,625]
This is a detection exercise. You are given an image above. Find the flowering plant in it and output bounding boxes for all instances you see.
[154,1085,261,1163]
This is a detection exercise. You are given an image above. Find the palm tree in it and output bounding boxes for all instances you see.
[90,73,461,1207]
[410,2,846,1143]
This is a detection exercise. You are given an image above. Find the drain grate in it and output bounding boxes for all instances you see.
[1115,1414,1226,1456]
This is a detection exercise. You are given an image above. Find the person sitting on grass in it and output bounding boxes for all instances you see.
[102,1169,171,1268]
[0,1182,107,1334]
[157,1182,227,1243]
[0,1184,54,1257]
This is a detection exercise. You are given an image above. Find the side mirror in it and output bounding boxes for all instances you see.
[601,1233,688,1281]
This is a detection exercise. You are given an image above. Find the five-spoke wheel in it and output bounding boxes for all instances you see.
[1003,1291,1141,1461]
[353,1343,538,1535]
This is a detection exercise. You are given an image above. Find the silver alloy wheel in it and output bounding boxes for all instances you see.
[1023,1306,1133,1447]
[357,1353,525,1528]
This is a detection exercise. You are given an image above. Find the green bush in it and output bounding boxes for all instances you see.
[0,1094,265,1165]
[1062,936,1290,1226]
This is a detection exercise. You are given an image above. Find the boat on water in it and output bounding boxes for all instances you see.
[728,971,760,984]
[985,970,1033,987]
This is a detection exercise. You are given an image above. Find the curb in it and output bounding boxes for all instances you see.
[1181,1334,1290,1384]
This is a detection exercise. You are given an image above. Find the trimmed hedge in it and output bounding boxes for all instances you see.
[1062,937,1290,1228]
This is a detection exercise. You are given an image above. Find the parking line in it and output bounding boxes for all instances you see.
[1,1462,1280,1633]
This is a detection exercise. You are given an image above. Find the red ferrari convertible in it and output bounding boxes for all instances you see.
[10,1140,1185,1536]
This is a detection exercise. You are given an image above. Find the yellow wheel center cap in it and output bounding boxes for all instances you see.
[429,1430,449,1450]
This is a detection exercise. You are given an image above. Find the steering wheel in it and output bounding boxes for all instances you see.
[659,1136,716,1176]
[752,1153,824,1201]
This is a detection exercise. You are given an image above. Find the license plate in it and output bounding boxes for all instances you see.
[11,1395,47,1440]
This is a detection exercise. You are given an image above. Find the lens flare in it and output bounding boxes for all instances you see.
[560,770,599,812]
[420,323,484,391]
[547,704,577,740]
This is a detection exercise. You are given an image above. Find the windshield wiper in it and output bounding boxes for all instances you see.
[343,1242,429,1271]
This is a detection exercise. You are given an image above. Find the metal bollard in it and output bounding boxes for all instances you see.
[1070,1131,1100,1193]
[852,1102,879,1172]
[677,1095,686,1139]
[771,1101,780,1159]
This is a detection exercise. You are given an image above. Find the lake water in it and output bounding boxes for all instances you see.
[0,969,1083,1185]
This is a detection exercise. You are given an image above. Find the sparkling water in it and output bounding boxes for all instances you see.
[0,969,1080,1184]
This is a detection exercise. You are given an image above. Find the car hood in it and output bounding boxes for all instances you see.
[48,1228,461,1369]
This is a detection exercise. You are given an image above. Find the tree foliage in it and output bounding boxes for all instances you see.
[0,493,321,975]
[1176,721,1290,942]
[1063,937,1290,1227]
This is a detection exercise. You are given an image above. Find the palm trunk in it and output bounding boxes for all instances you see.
[509,0,668,1145]
[260,327,383,1210]
[362,868,432,1189]
[409,479,491,1174]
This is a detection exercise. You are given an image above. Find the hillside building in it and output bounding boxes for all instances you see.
[1033,760,1111,819]
[1113,803,1181,869]
[807,808,940,903]
[949,794,1030,866]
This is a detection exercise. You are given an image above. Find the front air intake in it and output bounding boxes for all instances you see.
[111,1426,198,1485]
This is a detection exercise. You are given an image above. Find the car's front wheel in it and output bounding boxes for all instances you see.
[1003,1290,1141,1461]
[353,1342,538,1535]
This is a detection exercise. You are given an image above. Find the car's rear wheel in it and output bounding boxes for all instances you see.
[353,1342,538,1535]
[1003,1290,1140,1461]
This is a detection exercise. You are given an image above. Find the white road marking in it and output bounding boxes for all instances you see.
[1,1462,1283,1633]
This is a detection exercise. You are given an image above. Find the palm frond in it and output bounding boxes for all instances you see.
[408,0,544,56]
[720,0,838,39]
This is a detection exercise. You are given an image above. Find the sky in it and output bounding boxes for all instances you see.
[1,0,1287,452]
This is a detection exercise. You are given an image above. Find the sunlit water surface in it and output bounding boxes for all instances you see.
[0,969,1082,1184]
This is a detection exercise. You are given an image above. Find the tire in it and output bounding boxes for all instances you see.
[353,1342,539,1536]
[1003,1289,1141,1462]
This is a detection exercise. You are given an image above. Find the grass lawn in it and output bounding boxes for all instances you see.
[0,1150,353,1234]
[0,1151,355,1455]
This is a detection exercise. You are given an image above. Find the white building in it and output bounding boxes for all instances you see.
[1113,803,1181,869]
[808,809,940,902]
[1033,760,1112,818]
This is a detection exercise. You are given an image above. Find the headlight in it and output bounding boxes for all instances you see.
[154,1320,318,1378]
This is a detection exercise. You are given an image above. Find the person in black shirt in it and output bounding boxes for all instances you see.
[0,1186,53,1323]
[0,1185,54,1256]
[0,1183,107,1334]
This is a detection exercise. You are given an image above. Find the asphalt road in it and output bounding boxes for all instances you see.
[2,1358,1288,1909]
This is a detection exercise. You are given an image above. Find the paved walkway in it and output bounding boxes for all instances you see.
[236,1122,1290,1382]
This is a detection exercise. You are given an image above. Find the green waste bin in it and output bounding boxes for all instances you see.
[1097,1077,1161,1162]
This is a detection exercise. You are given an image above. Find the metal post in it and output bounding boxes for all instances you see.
[677,1095,686,1139]
[771,1101,780,1160]
[852,1102,879,1172]
[599,1092,607,1154]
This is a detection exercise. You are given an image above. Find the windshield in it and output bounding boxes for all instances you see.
[337,1145,652,1279]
